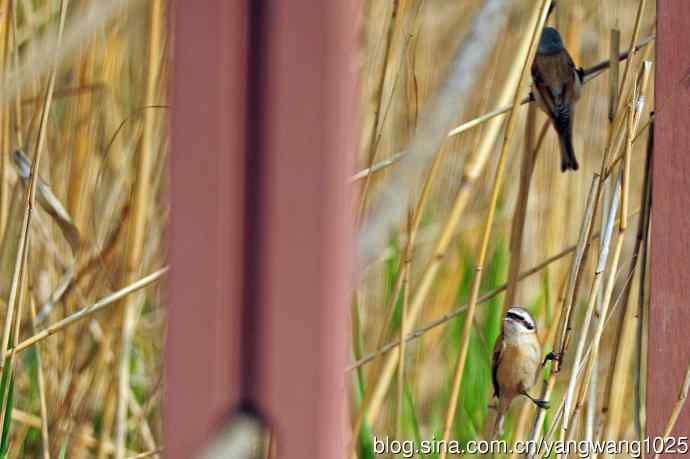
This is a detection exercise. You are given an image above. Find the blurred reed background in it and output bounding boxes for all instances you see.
[0,0,167,457]
[352,0,656,457]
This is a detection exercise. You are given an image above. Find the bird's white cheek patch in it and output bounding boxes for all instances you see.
[504,333,537,345]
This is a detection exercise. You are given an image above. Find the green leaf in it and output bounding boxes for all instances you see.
[0,359,12,458]
[353,367,375,459]
[384,242,401,306]
[0,374,15,456]
[426,430,443,459]
[452,402,478,449]
[543,269,552,322]
[402,383,425,459]
[446,242,509,441]
[351,298,366,389]
[58,442,68,459]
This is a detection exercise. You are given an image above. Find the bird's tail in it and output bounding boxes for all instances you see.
[557,124,579,172]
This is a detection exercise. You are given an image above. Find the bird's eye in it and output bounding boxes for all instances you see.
[506,312,522,322]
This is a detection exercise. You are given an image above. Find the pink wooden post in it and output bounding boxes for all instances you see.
[166,1,358,457]
[647,0,690,451]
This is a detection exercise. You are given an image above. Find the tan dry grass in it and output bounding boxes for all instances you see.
[353,1,657,457]
[0,0,168,457]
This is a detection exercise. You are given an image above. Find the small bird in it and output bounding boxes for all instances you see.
[531,27,583,172]
[491,307,551,436]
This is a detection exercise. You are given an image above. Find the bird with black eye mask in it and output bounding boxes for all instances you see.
[491,306,556,436]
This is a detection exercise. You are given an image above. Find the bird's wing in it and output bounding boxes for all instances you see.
[533,52,580,119]
[492,334,504,398]
[567,53,576,73]
[532,63,561,121]
[563,57,576,102]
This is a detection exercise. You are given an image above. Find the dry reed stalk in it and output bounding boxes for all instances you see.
[351,35,656,184]
[125,448,164,459]
[608,29,620,121]
[350,151,407,182]
[561,190,626,459]
[352,4,652,456]
[563,3,585,259]
[620,64,651,229]
[569,26,616,450]
[375,130,445,350]
[635,120,654,447]
[5,262,30,454]
[0,0,68,364]
[13,149,81,252]
[18,82,105,107]
[589,34,622,443]
[585,357,598,443]
[67,43,94,233]
[504,120,548,308]
[98,386,117,459]
[0,0,138,105]
[0,2,69,447]
[371,16,492,430]
[553,171,601,373]
[10,408,122,454]
[128,389,160,459]
[526,175,601,456]
[576,63,650,450]
[559,177,620,446]
[0,0,10,240]
[394,255,410,438]
[9,0,22,148]
[359,34,497,414]
[599,237,642,445]
[439,2,552,454]
[508,277,568,458]
[346,206,645,373]
[394,12,424,433]
[352,0,515,441]
[599,62,653,452]
[555,34,651,436]
[9,267,167,356]
[9,424,28,459]
[615,0,647,115]
[29,296,51,459]
[352,141,447,441]
[653,358,690,459]
[114,1,162,457]
[357,0,510,266]
[555,36,645,372]
[441,2,537,190]
[356,0,399,223]
[532,262,638,459]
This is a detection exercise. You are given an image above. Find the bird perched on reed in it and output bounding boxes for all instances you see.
[531,26,584,172]
[491,307,552,436]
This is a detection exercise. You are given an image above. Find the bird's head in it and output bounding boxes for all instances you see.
[503,306,537,337]
[537,27,565,55]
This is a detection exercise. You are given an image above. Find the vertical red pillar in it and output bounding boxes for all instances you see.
[166,1,248,457]
[167,1,358,458]
[253,2,358,456]
[648,0,690,449]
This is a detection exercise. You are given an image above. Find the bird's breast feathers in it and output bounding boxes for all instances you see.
[496,337,541,394]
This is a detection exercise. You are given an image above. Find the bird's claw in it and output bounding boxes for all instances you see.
[535,399,550,410]
[542,351,562,367]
